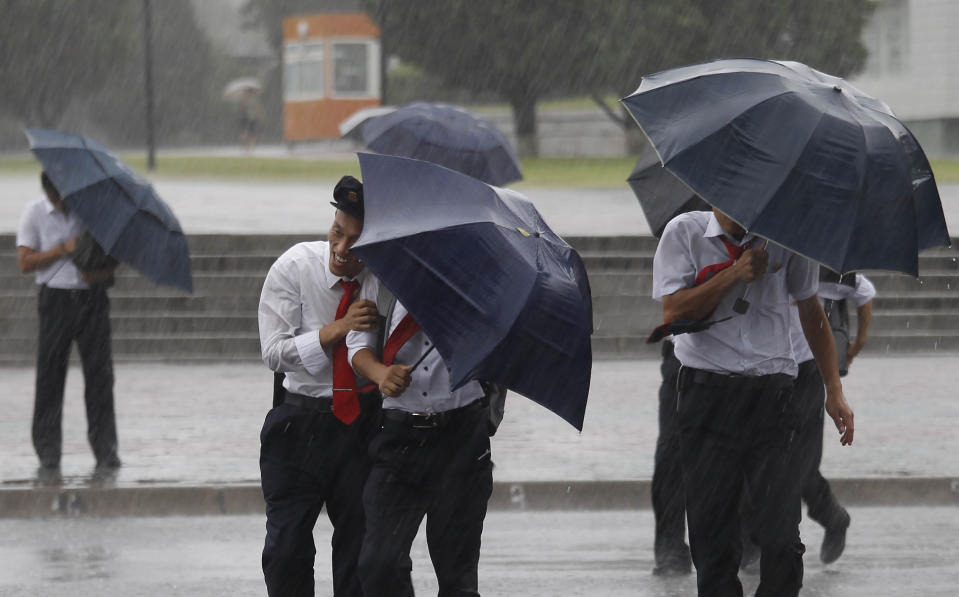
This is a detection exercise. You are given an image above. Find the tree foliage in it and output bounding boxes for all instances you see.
[0,0,138,126]
[0,0,235,149]
[363,0,874,155]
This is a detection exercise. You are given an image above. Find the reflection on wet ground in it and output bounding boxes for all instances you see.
[0,507,957,596]
[2,357,958,488]
[40,545,114,583]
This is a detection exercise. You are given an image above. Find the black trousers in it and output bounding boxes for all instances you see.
[795,359,846,528]
[260,400,377,597]
[358,401,494,597]
[678,367,805,597]
[651,341,688,565]
[33,285,117,468]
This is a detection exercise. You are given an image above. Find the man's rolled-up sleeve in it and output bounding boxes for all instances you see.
[853,274,876,306]
[346,276,380,368]
[652,221,696,301]
[258,261,331,375]
[786,252,819,301]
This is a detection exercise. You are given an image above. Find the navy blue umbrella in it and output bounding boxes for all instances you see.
[361,102,523,187]
[627,149,710,238]
[621,59,951,276]
[353,153,592,430]
[25,128,192,292]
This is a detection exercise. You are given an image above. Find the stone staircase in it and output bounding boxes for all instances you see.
[1,234,957,364]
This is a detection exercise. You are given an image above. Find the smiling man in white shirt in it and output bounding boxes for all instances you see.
[653,208,854,597]
[257,175,381,597]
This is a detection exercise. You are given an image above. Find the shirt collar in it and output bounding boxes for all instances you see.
[321,242,367,289]
[703,212,755,247]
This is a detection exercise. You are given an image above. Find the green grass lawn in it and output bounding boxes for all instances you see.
[3,152,958,188]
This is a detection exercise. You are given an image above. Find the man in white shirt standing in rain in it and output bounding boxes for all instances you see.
[652,207,854,597]
[16,171,120,483]
[257,175,380,597]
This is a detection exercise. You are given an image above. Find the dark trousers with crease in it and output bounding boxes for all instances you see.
[33,285,117,468]
[259,401,375,597]
[795,359,846,529]
[678,367,805,597]
[358,401,494,597]
[651,341,688,565]
[741,360,847,542]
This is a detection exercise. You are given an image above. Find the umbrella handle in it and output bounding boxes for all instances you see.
[733,240,768,314]
[409,344,436,371]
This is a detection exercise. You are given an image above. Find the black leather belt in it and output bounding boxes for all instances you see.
[382,397,486,429]
[682,366,791,391]
[283,390,334,413]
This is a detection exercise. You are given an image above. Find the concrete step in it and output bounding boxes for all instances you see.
[0,334,261,363]
[0,273,265,294]
[0,294,261,314]
[0,313,257,336]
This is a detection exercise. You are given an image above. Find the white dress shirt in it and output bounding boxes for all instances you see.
[16,196,88,289]
[653,211,819,377]
[790,274,876,363]
[347,300,485,414]
[258,240,376,398]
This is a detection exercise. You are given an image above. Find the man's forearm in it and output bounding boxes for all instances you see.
[798,296,842,390]
[18,245,69,273]
[853,301,873,349]
[318,319,348,350]
[661,266,741,322]
[351,348,388,384]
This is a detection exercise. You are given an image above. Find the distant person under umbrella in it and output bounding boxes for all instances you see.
[16,172,120,483]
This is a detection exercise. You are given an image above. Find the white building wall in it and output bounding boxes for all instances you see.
[851,0,958,120]
[850,0,959,155]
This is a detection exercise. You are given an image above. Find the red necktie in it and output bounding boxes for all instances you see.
[382,313,421,366]
[646,237,751,343]
[695,237,749,286]
[332,280,360,424]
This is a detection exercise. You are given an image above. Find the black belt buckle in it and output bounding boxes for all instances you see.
[409,412,442,429]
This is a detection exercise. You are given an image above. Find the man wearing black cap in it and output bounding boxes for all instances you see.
[257,175,381,596]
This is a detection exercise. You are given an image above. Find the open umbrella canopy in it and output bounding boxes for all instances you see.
[25,128,193,292]
[621,58,950,276]
[353,153,592,430]
[222,77,262,102]
[627,149,710,238]
[338,105,396,141]
[360,102,523,187]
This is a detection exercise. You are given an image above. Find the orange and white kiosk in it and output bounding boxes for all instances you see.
[282,13,381,141]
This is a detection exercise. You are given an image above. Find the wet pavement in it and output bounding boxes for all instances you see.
[1,355,958,488]
[2,172,959,237]
[1,506,958,596]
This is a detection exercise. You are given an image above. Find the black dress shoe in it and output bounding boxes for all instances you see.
[652,560,692,577]
[821,509,851,564]
[653,545,692,576]
[36,464,62,486]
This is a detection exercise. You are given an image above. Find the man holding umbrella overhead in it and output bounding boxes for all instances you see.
[16,172,120,481]
[348,296,495,596]
[652,207,854,597]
